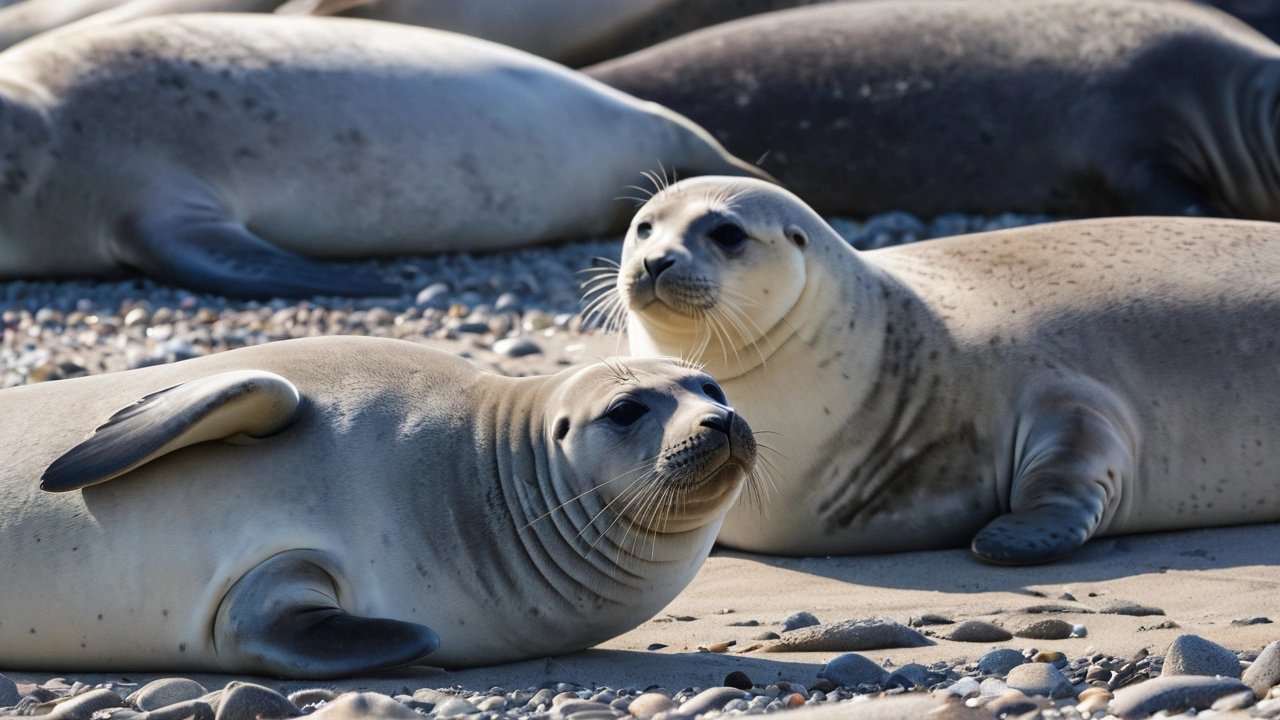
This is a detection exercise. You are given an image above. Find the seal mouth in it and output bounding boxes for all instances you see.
[655,415,756,496]
[623,268,719,318]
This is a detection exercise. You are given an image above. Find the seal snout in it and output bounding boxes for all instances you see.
[645,254,677,280]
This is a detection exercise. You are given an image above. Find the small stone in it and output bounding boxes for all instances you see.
[526,689,556,709]
[1232,617,1272,625]
[287,690,342,709]
[1076,687,1113,714]
[1210,690,1257,711]
[979,648,1027,675]
[1243,640,1280,699]
[128,679,208,711]
[883,663,936,690]
[493,293,523,314]
[214,682,300,720]
[754,631,780,641]
[987,689,1041,716]
[493,337,542,357]
[979,678,1009,697]
[1108,675,1250,719]
[1059,593,1077,601]
[433,697,480,717]
[48,690,127,720]
[704,641,734,653]
[946,620,1012,643]
[764,617,933,652]
[948,677,980,697]
[1099,600,1165,616]
[723,672,753,690]
[553,699,619,717]
[727,620,759,627]
[1033,651,1067,665]
[1005,662,1077,699]
[818,653,885,687]
[414,283,451,309]
[307,693,418,719]
[1015,618,1074,640]
[627,693,675,717]
[1021,604,1093,615]
[646,643,667,651]
[146,700,214,720]
[551,692,579,707]
[909,614,954,627]
[1162,634,1242,678]
[0,674,18,708]
[782,611,821,632]
[675,687,749,716]
[124,308,150,327]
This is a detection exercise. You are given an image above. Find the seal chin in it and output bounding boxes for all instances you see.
[649,415,757,529]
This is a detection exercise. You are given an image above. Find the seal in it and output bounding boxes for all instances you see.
[0,13,768,298]
[0,336,756,676]
[0,0,290,52]
[585,0,1280,220]
[605,176,1280,564]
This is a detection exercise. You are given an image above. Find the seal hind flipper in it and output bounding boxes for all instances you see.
[971,399,1133,565]
[40,370,300,492]
[215,550,439,678]
[116,210,399,300]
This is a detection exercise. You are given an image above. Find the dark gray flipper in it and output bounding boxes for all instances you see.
[115,204,399,300]
[971,399,1133,565]
[41,371,300,492]
[215,550,439,678]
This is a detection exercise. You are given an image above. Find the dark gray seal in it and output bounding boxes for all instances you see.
[586,0,1280,220]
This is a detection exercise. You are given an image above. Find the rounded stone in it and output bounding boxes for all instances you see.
[979,648,1027,675]
[1005,662,1077,699]
[128,679,209,711]
[287,689,342,709]
[675,687,749,716]
[306,693,419,719]
[783,611,821,632]
[433,698,480,717]
[146,700,214,720]
[818,652,885,687]
[946,620,1012,643]
[883,663,936,690]
[723,671,753,690]
[215,682,301,720]
[1015,618,1074,640]
[492,337,542,358]
[1243,640,1280,699]
[48,690,127,720]
[1162,634,1242,678]
[765,617,932,652]
[1109,675,1251,718]
[1099,600,1165,616]
[0,674,18,708]
[627,693,675,717]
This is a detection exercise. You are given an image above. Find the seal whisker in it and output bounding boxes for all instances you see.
[580,464,661,546]
[522,455,659,531]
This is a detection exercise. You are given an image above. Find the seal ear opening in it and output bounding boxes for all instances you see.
[553,417,571,442]
[786,224,809,249]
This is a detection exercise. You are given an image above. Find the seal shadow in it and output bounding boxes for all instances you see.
[716,521,1280,594]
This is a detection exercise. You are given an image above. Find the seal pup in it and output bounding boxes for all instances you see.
[603,176,1280,564]
[586,0,1280,220]
[0,336,755,676]
[0,14,768,299]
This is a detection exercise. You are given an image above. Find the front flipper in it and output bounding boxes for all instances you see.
[971,397,1135,565]
[41,371,300,492]
[215,550,439,678]
[116,202,399,299]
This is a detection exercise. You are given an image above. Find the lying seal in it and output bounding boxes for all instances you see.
[0,14,767,298]
[606,176,1280,563]
[0,336,755,676]
[586,0,1280,220]
[0,0,290,52]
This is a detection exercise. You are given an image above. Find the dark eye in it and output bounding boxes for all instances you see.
[703,382,727,404]
[635,222,652,240]
[606,399,649,427]
[708,223,748,251]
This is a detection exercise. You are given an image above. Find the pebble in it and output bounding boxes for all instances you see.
[48,690,128,720]
[1232,617,1273,625]
[1076,687,1113,714]
[723,672,753,691]
[979,678,1010,697]
[1005,662,1077,699]
[765,617,933,652]
[908,614,954,627]
[1162,634,1242,678]
[674,687,749,716]
[1108,675,1251,718]
[979,648,1027,675]
[946,620,1012,643]
[1099,600,1165,616]
[0,673,18,708]
[287,689,343,708]
[1014,618,1074,640]
[986,689,1041,716]
[492,337,542,358]
[213,682,300,720]
[552,699,621,717]
[1032,651,1067,665]
[818,653,886,687]
[128,679,209,711]
[1244,640,1280,699]
[782,611,821,632]
[308,693,418,719]
[947,677,980,697]
[148,700,215,720]
[626,693,675,717]
[883,663,937,690]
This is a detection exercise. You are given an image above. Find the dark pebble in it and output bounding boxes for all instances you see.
[146,700,214,720]
[1014,618,1074,640]
[214,682,300,720]
[978,648,1027,676]
[48,689,127,720]
[1109,675,1250,719]
[818,653,885,687]
[723,672,753,691]
[1099,600,1165,617]
[1162,634,1242,678]
[883,663,938,690]
[765,617,933,652]
[783,612,821,632]
[0,674,18,708]
[946,620,1012,643]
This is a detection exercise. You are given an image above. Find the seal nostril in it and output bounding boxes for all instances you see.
[645,255,677,280]
[700,413,730,434]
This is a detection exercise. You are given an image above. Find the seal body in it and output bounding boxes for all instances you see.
[614,177,1280,562]
[586,0,1280,220]
[0,14,766,298]
[0,336,754,675]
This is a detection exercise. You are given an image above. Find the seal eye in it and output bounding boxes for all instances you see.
[703,382,727,405]
[635,222,652,240]
[708,223,748,252]
[606,399,649,428]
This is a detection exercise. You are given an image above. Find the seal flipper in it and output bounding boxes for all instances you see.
[971,399,1133,565]
[41,371,300,492]
[116,208,399,299]
[215,550,439,678]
